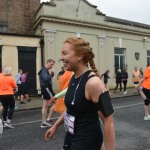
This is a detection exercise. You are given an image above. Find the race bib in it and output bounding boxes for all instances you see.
[64,112,75,135]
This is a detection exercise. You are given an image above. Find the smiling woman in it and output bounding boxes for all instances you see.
[45,37,115,150]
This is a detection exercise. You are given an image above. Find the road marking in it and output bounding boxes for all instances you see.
[13,117,59,126]
[114,102,143,109]
[13,103,143,126]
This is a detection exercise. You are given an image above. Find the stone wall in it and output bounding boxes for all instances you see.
[0,0,40,34]
[0,0,7,26]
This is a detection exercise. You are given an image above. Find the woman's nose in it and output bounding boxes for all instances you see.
[60,55,64,61]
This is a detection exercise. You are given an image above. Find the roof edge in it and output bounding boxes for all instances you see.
[0,32,43,38]
[105,16,150,29]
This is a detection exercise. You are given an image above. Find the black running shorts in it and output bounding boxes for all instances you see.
[41,86,55,100]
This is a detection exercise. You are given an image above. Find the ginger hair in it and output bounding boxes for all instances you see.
[64,37,100,77]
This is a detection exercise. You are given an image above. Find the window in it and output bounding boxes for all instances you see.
[147,50,150,66]
[0,23,7,33]
[114,48,126,73]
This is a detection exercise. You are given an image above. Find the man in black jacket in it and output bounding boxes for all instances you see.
[38,59,55,128]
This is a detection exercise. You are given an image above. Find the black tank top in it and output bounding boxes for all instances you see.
[65,70,98,116]
[65,70,103,143]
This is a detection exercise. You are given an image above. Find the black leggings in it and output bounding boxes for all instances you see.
[63,132,71,150]
[143,88,150,99]
[0,95,15,121]
[114,82,122,92]
[122,80,127,92]
[17,84,22,97]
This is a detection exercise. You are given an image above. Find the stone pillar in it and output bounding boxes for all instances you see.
[98,36,106,73]
[44,29,56,62]
[44,29,57,89]
[0,36,2,45]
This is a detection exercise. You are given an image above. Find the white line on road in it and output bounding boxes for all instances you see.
[13,102,143,126]
[114,102,143,109]
[13,117,59,126]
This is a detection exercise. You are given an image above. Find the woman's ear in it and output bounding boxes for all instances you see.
[77,55,83,61]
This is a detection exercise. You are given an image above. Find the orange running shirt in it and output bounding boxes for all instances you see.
[0,75,17,95]
[54,71,73,113]
[133,70,141,82]
[142,67,150,90]
[0,73,4,77]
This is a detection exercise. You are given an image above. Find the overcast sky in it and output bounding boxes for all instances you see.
[41,0,150,25]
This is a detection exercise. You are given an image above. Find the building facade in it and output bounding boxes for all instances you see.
[0,0,41,95]
[0,0,40,34]
[0,34,42,95]
[34,0,150,89]
[0,0,150,94]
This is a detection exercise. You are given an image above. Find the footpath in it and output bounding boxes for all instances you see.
[15,88,139,111]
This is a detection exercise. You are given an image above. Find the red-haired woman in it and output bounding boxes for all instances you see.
[45,37,115,150]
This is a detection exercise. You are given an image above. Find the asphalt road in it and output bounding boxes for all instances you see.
[0,95,150,150]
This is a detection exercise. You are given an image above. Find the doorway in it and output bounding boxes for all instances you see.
[17,46,37,95]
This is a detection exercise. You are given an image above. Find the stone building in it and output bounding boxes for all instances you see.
[0,0,40,34]
[0,0,150,94]
[0,0,41,95]
[34,0,150,89]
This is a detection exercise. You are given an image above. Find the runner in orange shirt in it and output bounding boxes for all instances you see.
[54,70,73,113]
[0,66,17,128]
[46,65,73,124]
[136,66,150,120]
[0,66,6,116]
[132,66,141,94]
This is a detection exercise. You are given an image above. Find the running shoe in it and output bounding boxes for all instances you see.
[144,115,150,121]
[134,91,138,94]
[20,101,26,104]
[27,99,31,102]
[123,91,128,95]
[15,104,19,110]
[4,122,14,129]
[3,121,6,127]
[46,119,53,125]
[41,122,52,128]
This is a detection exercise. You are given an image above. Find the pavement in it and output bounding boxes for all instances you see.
[15,88,139,111]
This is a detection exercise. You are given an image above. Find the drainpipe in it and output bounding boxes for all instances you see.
[39,38,44,67]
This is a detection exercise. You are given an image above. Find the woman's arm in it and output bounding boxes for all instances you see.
[45,112,65,141]
[50,88,68,103]
[55,88,67,99]
[86,76,115,150]
[98,112,115,150]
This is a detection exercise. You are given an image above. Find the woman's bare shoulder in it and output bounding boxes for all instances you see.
[87,73,104,89]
